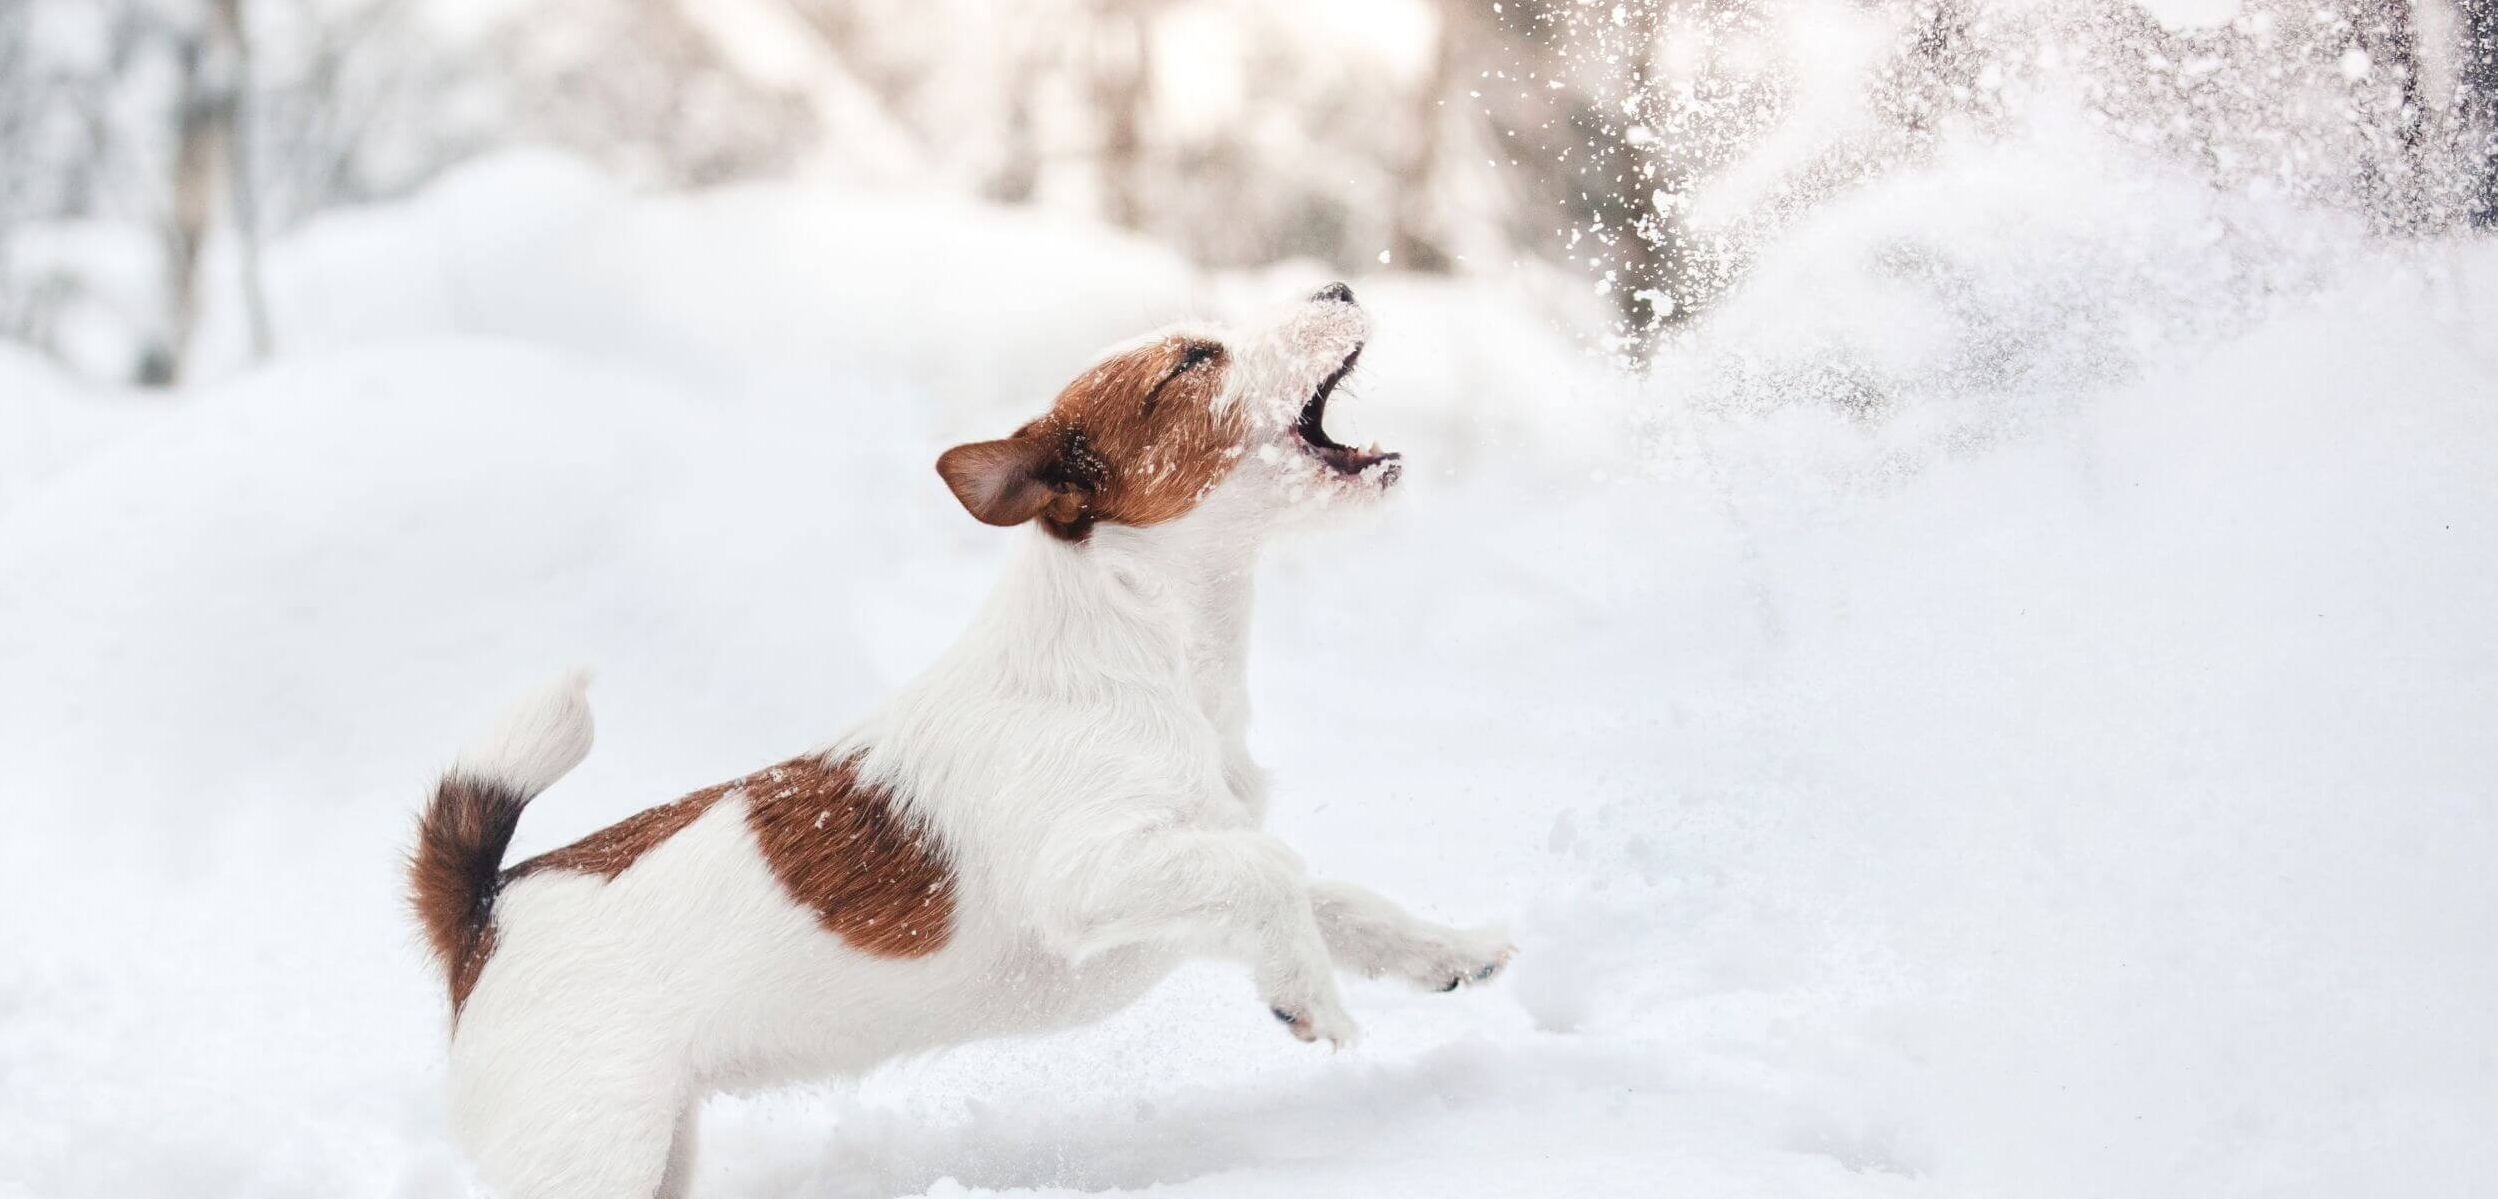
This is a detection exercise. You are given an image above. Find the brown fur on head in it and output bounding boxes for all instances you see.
[938,334,1239,541]
[940,286,1396,541]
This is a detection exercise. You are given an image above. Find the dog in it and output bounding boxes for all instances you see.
[409,283,1517,1198]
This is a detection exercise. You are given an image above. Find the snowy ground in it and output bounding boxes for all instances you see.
[4,118,2497,1198]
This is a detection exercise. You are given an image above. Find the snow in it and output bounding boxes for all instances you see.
[5,117,2498,1197]
[0,344,162,513]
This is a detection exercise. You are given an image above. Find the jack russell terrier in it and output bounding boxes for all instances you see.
[409,283,1516,1198]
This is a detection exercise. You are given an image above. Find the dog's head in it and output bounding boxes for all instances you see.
[936,283,1398,542]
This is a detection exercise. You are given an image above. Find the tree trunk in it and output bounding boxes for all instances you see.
[1389,2,1463,273]
[219,0,273,362]
[2351,0,2428,231]
[1617,2,1685,336]
[151,35,223,386]
[1091,1,1152,231]
[2462,0,2498,226]
[153,0,268,387]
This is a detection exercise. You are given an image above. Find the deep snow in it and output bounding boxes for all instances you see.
[3,118,2496,1198]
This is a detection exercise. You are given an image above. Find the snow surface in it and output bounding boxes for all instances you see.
[4,117,2497,1198]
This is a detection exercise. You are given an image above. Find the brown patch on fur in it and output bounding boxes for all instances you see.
[742,754,956,957]
[504,787,724,881]
[408,773,529,1014]
[940,336,1241,540]
[500,753,957,958]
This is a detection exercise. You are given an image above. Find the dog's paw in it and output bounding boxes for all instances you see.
[1397,925,1517,994]
[1269,998,1360,1050]
[1264,965,1359,1050]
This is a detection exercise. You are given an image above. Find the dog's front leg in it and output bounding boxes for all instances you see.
[1309,881,1516,993]
[1060,828,1356,1047]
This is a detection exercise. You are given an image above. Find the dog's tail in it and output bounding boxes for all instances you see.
[408,669,595,1010]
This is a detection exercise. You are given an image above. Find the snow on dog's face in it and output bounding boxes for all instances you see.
[937,284,1398,540]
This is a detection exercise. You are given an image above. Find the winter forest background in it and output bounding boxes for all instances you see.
[9,0,2498,381]
[4,1,2497,1197]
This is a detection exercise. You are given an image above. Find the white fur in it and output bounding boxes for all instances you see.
[454,668,595,796]
[439,294,1513,1198]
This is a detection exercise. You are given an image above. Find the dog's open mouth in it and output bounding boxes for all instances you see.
[1295,345,1399,480]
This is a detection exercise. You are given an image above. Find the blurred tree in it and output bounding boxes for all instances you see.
[2463,0,2498,225]
[496,0,813,188]
[157,0,271,385]
[2347,0,2428,232]
[1087,0,1157,231]
[1388,0,1466,273]
[0,0,479,383]
[1477,0,1785,340]
[7,0,2498,388]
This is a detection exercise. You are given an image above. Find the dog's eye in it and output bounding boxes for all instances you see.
[1179,343,1222,370]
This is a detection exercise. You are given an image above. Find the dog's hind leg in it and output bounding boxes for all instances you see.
[454,1053,684,1199]
[653,1098,700,1199]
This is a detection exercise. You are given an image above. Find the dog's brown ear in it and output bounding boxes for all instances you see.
[937,436,1062,526]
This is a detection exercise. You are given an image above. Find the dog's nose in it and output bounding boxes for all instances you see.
[1311,281,1355,305]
